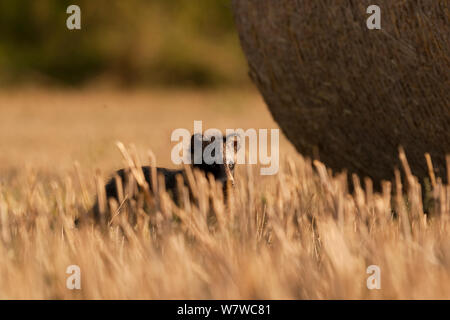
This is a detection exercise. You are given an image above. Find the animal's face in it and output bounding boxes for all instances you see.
[190,133,240,187]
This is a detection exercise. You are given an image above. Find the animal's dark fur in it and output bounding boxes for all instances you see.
[79,133,239,226]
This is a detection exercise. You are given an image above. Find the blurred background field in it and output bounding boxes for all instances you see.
[0,0,273,177]
[0,87,296,177]
[0,0,249,88]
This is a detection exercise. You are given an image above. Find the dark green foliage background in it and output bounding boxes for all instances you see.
[0,0,247,87]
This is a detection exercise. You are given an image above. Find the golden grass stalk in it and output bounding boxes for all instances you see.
[0,146,449,299]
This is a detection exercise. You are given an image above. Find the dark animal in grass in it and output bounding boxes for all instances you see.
[78,133,240,226]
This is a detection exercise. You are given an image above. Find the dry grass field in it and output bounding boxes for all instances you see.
[0,88,449,299]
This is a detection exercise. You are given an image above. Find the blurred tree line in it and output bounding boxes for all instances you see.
[0,0,249,87]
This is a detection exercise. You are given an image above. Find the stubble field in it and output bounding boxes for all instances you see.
[0,88,448,299]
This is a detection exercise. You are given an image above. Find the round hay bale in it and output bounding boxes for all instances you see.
[232,0,449,184]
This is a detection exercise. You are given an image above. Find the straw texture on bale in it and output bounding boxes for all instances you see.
[232,0,449,184]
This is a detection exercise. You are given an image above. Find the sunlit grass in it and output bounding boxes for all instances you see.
[0,89,448,299]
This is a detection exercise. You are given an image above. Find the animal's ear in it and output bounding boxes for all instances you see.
[225,133,241,153]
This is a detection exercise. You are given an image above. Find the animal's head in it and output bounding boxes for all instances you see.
[189,133,241,187]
